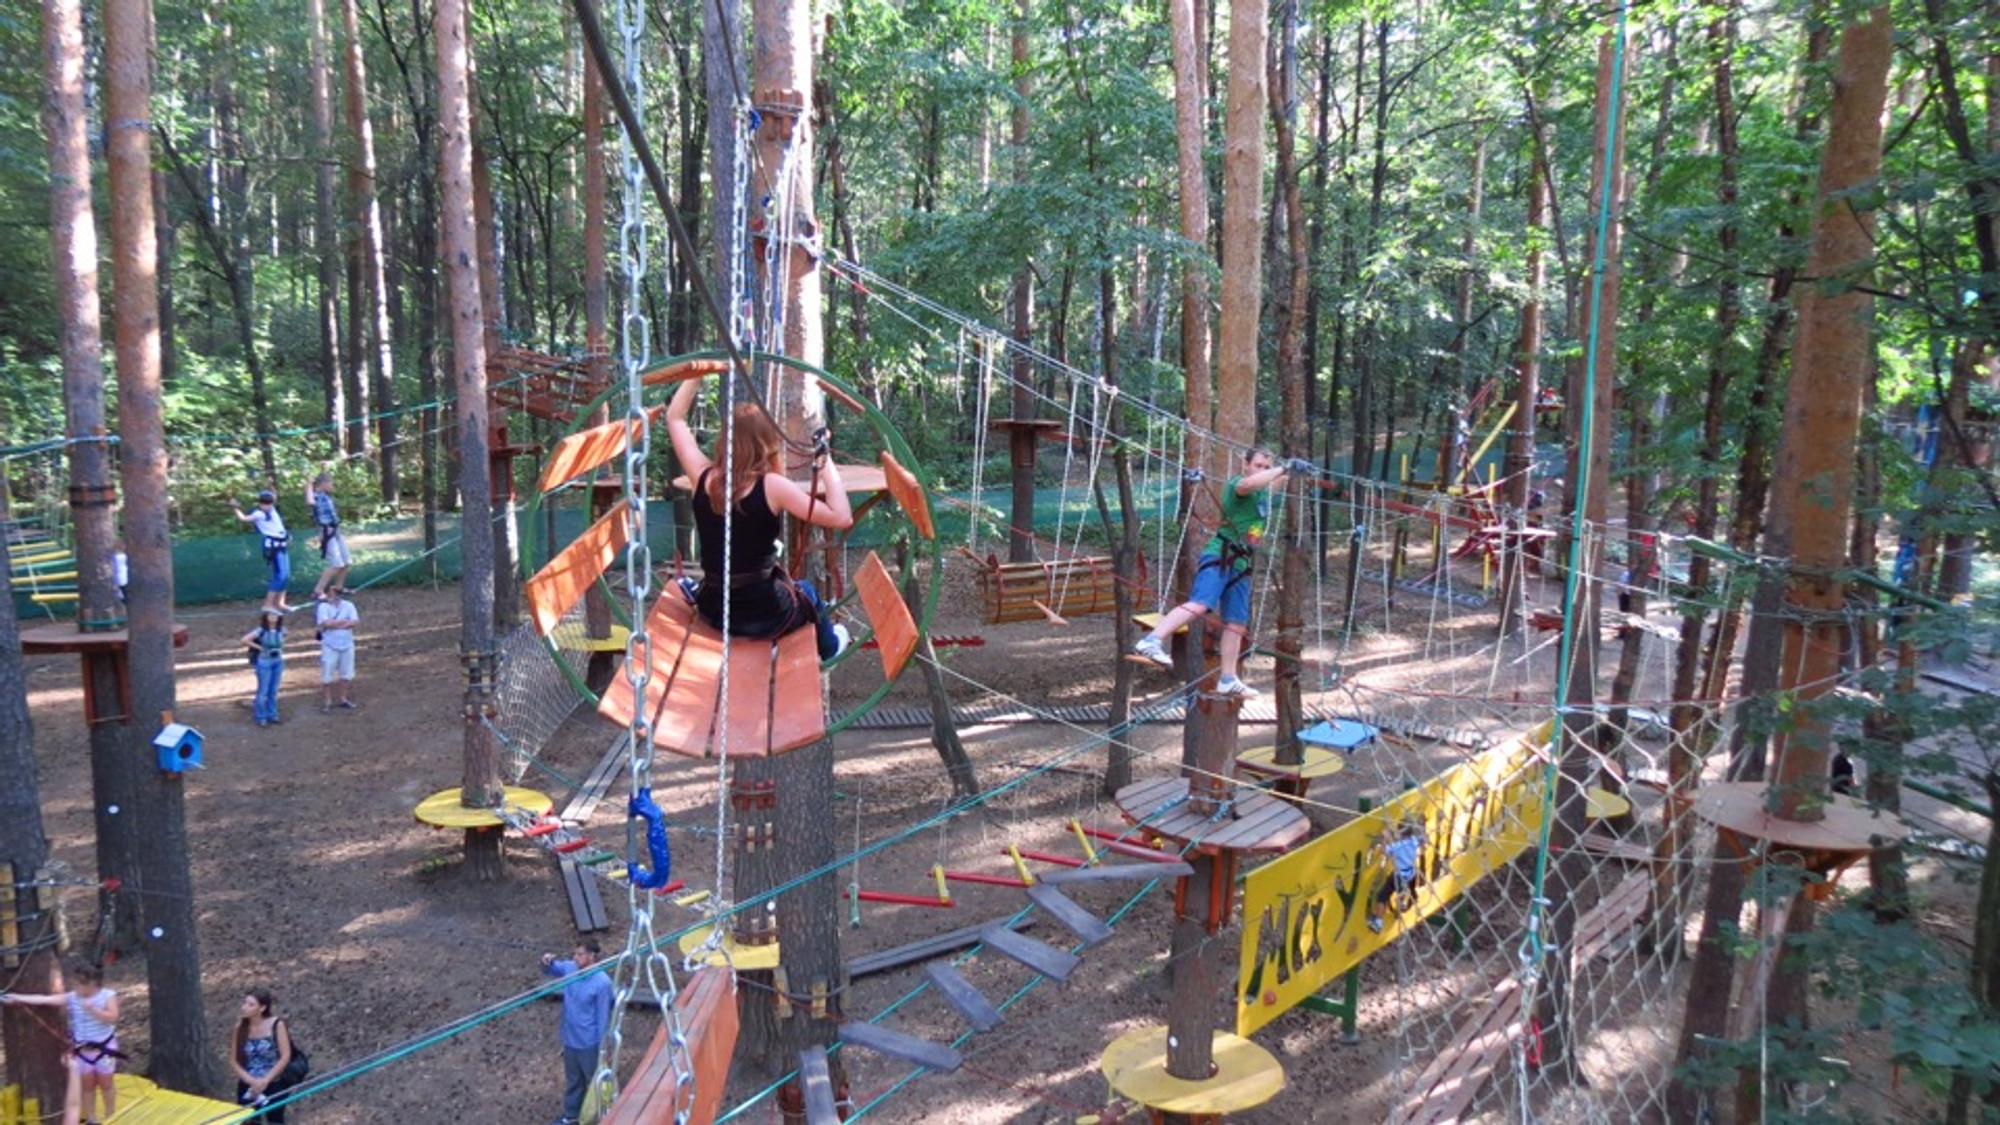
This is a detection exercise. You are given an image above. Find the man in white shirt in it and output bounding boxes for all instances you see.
[233,489,292,612]
[315,588,360,712]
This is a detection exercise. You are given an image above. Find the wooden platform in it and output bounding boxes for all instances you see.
[1113,777,1314,856]
[4,1073,249,1124]
[524,506,629,638]
[596,594,825,759]
[17,621,190,654]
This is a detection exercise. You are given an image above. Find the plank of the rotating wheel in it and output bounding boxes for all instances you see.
[854,551,918,682]
[598,595,704,749]
[535,408,665,494]
[524,505,629,637]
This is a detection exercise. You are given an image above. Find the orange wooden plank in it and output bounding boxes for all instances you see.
[764,625,827,753]
[525,507,631,637]
[537,408,665,494]
[649,606,725,759]
[639,357,732,387]
[877,450,934,540]
[854,551,919,683]
[720,625,777,755]
[599,965,740,1125]
[597,597,705,754]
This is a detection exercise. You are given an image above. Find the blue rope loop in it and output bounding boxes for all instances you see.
[627,787,675,889]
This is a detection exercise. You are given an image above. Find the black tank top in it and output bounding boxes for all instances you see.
[691,469,791,638]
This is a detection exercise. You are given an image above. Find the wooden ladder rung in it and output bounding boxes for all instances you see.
[1024,884,1112,947]
[923,962,1002,1033]
[838,1020,962,1073]
[978,924,1080,983]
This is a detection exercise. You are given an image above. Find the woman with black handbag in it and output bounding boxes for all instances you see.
[231,988,305,1122]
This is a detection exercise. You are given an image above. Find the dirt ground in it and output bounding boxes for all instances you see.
[11,554,1989,1123]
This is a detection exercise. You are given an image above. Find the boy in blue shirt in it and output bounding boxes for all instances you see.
[540,939,614,1125]
[1132,447,1304,697]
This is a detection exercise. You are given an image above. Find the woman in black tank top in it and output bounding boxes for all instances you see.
[667,377,854,656]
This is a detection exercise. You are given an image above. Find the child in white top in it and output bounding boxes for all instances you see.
[2,961,122,1124]
[233,490,292,613]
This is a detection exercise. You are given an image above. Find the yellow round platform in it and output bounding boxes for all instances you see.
[550,621,632,652]
[1101,1025,1285,1116]
[678,925,782,971]
[414,786,552,829]
[1586,786,1631,821]
[1236,743,1346,781]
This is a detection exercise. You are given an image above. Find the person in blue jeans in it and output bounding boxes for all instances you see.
[234,490,293,613]
[239,609,286,727]
[540,939,615,1125]
[1131,447,1302,697]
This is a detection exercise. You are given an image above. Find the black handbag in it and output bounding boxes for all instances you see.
[275,1019,310,1088]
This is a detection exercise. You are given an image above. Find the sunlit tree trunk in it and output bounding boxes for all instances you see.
[436,0,502,880]
[107,0,212,1089]
[344,0,400,505]
[310,0,346,456]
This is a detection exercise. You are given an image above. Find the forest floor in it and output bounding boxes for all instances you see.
[11,551,1992,1124]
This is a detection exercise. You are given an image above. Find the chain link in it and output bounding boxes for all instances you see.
[599,1,695,1120]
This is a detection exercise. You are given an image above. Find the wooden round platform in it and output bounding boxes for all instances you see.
[1101,1025,1285,1117]
[1114,777,1313,856]
[17,621,190,653]
[414,786,553,830]
[550,621,631,653]
[1694,781,1908,854]
[678,925,782,971]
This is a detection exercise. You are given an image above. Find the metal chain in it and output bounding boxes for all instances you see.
[600,0,695,1117]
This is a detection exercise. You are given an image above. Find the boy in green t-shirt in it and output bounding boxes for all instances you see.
[1132,447,1306,697]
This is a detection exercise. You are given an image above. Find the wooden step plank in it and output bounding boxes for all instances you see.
[839,1020,962,1073]
[978,923,1080,983]
[1040,861,1194,885]
[538,408,663,494]
[763,624,828,754]
[877,450,934,540]
[847,916,1038,979]
[799,1045,842,1125]
[561,858,609,933]
[923,961,1002,1032]
[1024,884,1113,947]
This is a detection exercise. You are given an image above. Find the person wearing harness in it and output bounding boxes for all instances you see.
[2,961,123,1124]
[234,489,293,613]
[1131,447,1301,698]
[306,471,351,599]
[665,377,853,659]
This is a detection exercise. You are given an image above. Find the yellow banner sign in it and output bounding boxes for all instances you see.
[1235,722,1551,1036]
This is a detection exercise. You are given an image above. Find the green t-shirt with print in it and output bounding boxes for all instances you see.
[1202,474,1269,569]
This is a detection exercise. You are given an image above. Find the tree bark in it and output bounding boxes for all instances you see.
[108,0,212,1089]
[1269,4,1309,764]
[1005,0,1038,565]
[437,0,502,880]
[6,3,88,1105]
[310,0,346,456]
[344,0,400,506]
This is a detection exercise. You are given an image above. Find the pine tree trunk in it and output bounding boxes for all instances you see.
[1006,0,1038,565]
[437,0,502,881]
[108,0,213,1088]
[344,0,400,507]
[309,0,346,456]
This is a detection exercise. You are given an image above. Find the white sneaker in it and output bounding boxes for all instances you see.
[1132,635,1172,668]
[1215,676,1260,699]
[831,623,851,655]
